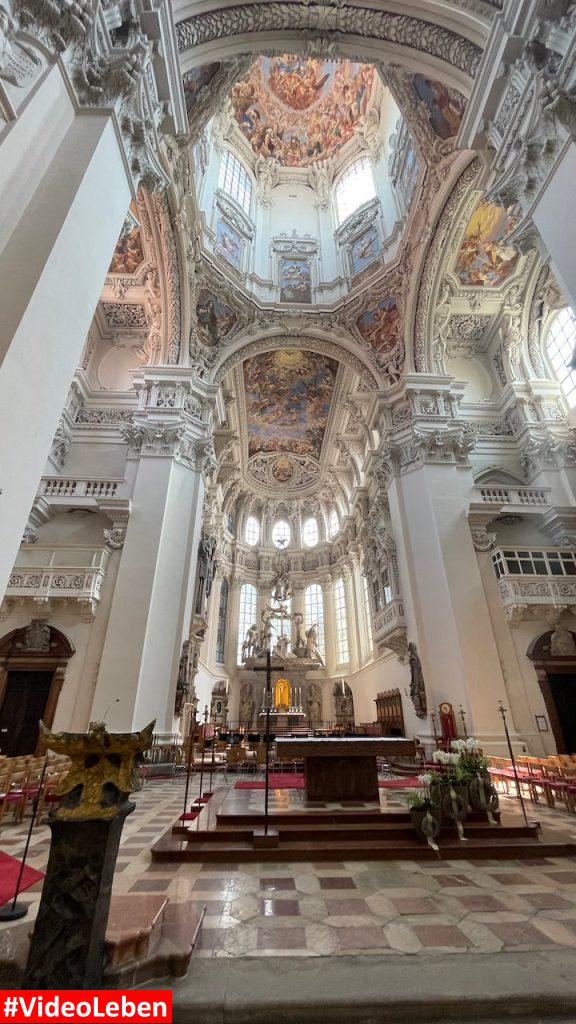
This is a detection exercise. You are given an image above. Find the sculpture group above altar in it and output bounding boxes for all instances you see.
[241,606,324,666]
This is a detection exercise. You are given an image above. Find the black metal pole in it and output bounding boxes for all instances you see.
[0,756,49,921]
[196,705,208,803]
[181,717,195,821]
[498,701,529,826]
[431,711,439,748]
[264,648,272,837]
[208,723,217,794]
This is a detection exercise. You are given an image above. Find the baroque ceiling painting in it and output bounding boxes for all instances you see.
[242,349,338,459]
[108,202,144,275]
[455,202,519,287]
[183,62,221,113]
[412,74,466,140]
[356,296,400,353]
[230,56,374,167]
[196,288,238,348]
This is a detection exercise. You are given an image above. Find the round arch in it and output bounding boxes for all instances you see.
[0,621,75,756]
[527,627,576,755]
[211,330,382,389]
[175,4,489,96]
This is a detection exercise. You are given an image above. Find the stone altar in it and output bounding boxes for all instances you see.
[274,737,416,800]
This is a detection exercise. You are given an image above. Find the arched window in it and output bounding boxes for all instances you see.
[362,574,373,651]
[302,517,319,547]
[218,149,252,214]
[216,578,229,664]
[304,584,325,661]
[237,583,257,663]
[272,519,291,548]
[334,157,376,225]
[546,307,576,408]
[328,508,340,539]
[334,577,350,664]
[244,514,260,546]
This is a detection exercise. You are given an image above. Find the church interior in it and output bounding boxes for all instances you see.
[4,0,576,1017]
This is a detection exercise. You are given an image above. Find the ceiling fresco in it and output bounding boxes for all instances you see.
[412,74,466,141]
[108,202,144,275]
[356,296,400,353]
[455,201,519,287]
[183,62,221,114]
[196,288,238,347]
[230,55,374,167]
[242,349,339,460]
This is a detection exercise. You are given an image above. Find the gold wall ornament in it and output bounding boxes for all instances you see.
[39,720,155,821]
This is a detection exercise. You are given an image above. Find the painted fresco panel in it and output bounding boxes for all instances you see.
[196,288,238,348]
[243,349,338,459]
[356,296,400,354]
[215,220,243,269]
[412,74,466,140]
[455,202,519,287]
[279,258,312,303]
[350,225,381,275]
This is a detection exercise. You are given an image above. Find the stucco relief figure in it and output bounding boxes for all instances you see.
[305,624,324,665]
[408,641,427,719]
[293,612,307,656]
[550,627,576,656]
[306,682,322,723]
[242,623,259,661]
[240,682,255,726]
[18,619,51,652]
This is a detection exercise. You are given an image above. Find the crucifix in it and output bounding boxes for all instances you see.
[253,647,285,834]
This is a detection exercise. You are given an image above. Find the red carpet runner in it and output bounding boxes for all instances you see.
[0,850,44,906]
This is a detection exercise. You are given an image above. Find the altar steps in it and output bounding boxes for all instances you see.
[152,815,576,864]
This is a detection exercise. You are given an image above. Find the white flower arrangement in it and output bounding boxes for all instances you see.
[451,737,480,753]
[432,749,459,765]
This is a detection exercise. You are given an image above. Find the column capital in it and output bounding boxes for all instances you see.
[10,1,187,193]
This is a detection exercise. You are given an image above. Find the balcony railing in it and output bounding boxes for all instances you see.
[491,545,576,622]
[39,478,125,499]
[373,598,405,642]
[474,486,549,506]
[6,545,110,620]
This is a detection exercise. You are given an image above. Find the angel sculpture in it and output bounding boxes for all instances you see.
[305,624,324,666]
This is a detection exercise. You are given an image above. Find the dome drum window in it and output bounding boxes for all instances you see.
[334,157,376,226]
[244,515,260,546]
[545,307,576,409]
[272,520,291,549]
[218,150,252,215]
[303,517,319,547]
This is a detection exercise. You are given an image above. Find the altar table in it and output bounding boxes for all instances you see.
[274,737,416,800]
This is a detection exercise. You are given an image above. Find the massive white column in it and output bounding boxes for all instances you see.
[387,453,513,752]
[0,0,186,602]
[0,75,131,600]
[91,372,218,736]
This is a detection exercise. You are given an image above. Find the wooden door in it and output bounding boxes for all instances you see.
[0,670,54,755]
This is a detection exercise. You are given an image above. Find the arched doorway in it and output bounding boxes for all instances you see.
[0,620,75,756]
[527,628,576,754]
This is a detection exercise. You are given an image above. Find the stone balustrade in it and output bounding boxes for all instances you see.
[4,546,110,621]
[473,486,550,507]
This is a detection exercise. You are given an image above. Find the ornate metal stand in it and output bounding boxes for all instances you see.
[23,720,154,988]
